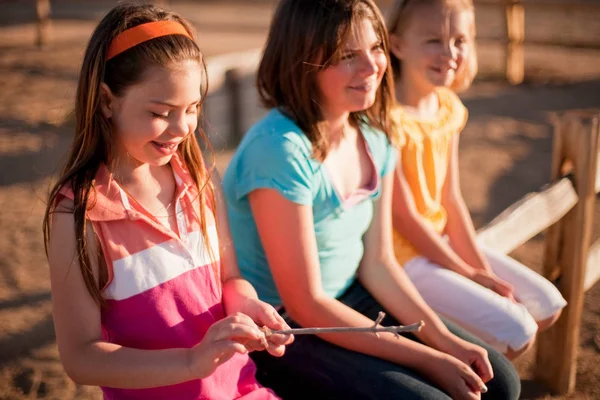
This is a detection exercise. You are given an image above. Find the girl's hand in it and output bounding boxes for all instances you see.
[426,353,486,400]
[438,335,494,384]
[233,298,294,357]
[471,270,515,302]
[188,313,265,379]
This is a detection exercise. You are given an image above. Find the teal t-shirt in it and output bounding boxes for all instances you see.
[222,109,397,306]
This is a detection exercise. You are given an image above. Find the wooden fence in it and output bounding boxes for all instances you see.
[35,0,51,48]
[34,0,600,83]
[474,0,600,84]
[477,110,600,395]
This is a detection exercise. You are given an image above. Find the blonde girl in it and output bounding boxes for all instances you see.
[43,3,291,398]
[387,0,566,359]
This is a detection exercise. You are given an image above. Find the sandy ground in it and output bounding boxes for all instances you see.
[0,1,599,399]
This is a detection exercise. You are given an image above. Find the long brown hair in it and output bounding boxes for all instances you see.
[257,0,396,161]
[387,0,478,92]
[42,3,214,306]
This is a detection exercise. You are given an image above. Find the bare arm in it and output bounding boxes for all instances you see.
[441,135,515,299]
[357,172,455,349]
[49,200,264,387]
[211,171,293,354]
[210,170,260,308]
[442,133,490,272]
[359,171,494,393]
[391,154,476,278]
[49,203,191,387]
[249,185,448,373]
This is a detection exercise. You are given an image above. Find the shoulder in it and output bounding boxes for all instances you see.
[55,196,75,213]
[224,110,316,204]
[360,121,397,176]
[437,87,468,131]
[438,87,465,112]
[50,182,77,216]
[48,199,99,274]
[237,109,314,171]
[361,120,393,154]
[245,109,311,153]
[388,105,407,148]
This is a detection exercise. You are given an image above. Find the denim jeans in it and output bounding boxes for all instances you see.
[252,280,521,400]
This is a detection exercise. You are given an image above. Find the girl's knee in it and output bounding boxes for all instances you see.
[537,309,562,332]
[505,335,535,360]
[503,313,537,359]
[496,308,538,357]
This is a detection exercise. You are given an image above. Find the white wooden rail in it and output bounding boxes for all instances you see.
[476,177,578,254]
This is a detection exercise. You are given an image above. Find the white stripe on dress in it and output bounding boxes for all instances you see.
[104,226,220,300]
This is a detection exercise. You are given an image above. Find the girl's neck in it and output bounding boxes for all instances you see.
[395,79,439,120]
[321,109,353,144]
[112,156,167,187]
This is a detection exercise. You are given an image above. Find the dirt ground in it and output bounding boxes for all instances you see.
[0,1,599,399]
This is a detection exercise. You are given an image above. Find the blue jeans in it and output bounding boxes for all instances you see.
[252,280,521,399]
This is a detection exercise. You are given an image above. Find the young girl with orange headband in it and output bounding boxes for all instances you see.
[43,4,291,398]
[386,0,566,359]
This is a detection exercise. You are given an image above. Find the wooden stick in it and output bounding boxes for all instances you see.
[262,312,425,338]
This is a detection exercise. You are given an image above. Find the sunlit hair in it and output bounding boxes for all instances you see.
[42,3,215,306]
[257,0,396,160]
[387,0,478,92]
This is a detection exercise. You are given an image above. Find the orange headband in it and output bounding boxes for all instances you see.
[106,21,192,61]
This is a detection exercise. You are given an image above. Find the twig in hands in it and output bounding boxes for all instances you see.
[261,312,424,339]
[259,334,269,349]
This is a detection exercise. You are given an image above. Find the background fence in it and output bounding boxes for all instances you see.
[477,111,600,394]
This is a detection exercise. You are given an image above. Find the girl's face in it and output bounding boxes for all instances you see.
[315,18,387,119]
[391,5,473,91]
[101,59,202,168]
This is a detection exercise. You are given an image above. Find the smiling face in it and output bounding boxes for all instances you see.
[390,4,473,92]
[100,59,202,169]
[315,18,388,120]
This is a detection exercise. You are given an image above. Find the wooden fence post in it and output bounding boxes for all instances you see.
[536,112,600,394]
[505,0,525,84]
[540,114,567,283]
[36,0,51,48]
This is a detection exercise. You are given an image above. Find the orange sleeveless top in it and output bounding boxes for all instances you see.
[391,87,468,266]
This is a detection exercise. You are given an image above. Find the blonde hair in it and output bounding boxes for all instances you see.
[387,0,478,92]
[43,3,215,307]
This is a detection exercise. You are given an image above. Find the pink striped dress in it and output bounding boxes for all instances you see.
[60,154,278,399]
